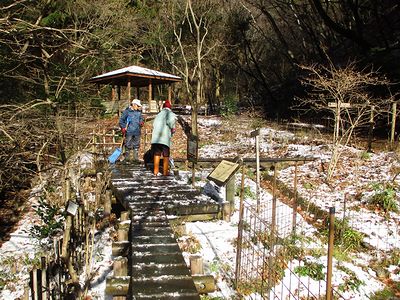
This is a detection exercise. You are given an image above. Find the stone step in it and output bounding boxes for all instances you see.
[132,292,200,300]
[131,252,186,264]
[131,226,174,236]
[131,263,191,277]
[131,243,181,254]
[131,220,170,227]
[130,275,198,295]
[131,235,177,244]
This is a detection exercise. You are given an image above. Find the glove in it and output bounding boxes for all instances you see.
[171,128,176,135]
[140,121,144,127]
[121,128,127,135]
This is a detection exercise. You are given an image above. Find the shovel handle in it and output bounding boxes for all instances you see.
[119,121,129,148]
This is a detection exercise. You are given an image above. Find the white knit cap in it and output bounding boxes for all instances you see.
[131,99,142,107]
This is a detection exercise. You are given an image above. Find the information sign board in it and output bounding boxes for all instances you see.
[187,134,198,163]
[250,128,260,137]
[149,100,158,113]
[328,102,351,108]
[207,160,240,186]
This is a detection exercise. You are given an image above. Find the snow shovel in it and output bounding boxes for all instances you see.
[108,137,125,164]
[108,123,129,164]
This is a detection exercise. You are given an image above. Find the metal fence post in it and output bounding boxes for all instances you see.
[235,164,246,287]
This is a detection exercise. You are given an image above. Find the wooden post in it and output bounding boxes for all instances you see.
[114,257,128,276]
[367,105,375,152]
[148,80,152,104]
[41,257,47,300]
[108,257,128,299]
[226,176,235,213]
[31,268,39,300]
[326,207,335,300]
[23,286,30,300]
[127,79,131,103]
[61,215,72,259]
[168,84,172,101]
[112,241,130,257]
[96,172,103,207]
[104,189,112,216]
[120,211,130,221]
[292,162,298,234]
[190,255,204,275]
[117,222,130,241]
[191,162,196,186]
[91,129,96,153]
[103,129,106,152]
[235,164,245,286]
[251,129,261,212]
[61,179,72,259]
[256,135,260,211]
[106,277,129,296]
[391,101,397,150]
[222,202,231,222]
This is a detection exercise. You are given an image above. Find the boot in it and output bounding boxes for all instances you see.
[123,151,130,163]
[133,149,139,162]
[129,151,134,162]
[153,155,161,175]
[163,156,169,176]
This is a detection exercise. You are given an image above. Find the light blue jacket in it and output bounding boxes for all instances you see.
[151,108,176,147]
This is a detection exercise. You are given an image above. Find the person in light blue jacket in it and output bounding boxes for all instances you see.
[151,100,176,176]
[119,99,144,162]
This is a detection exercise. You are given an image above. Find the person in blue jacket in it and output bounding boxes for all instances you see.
[151,100,176,175]
[119,98,144,162]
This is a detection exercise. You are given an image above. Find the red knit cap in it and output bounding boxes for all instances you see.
[163,100,172,109]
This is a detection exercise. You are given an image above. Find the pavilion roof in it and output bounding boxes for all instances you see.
[88,65,181,87]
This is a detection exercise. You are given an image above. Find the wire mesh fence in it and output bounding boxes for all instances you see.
[235,164,349,300]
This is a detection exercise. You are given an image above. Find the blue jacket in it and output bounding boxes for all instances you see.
[151,108,176,147]
[119,107,144,136]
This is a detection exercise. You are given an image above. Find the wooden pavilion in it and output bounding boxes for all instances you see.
[89,65,182,114]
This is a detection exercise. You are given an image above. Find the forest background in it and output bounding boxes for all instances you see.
[0,0,399,239]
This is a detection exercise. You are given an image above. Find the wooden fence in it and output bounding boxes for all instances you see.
[23,169,112,299]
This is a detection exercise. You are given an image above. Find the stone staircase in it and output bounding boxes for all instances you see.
[108,163,219,299]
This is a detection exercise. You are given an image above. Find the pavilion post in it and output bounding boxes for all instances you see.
[127,79,131,102]
[111,85,116,101]
[168,84,172,102]
[117,85,121,115]
[148,80,153,112]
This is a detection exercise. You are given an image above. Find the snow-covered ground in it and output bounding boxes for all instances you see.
[1,115,399,299]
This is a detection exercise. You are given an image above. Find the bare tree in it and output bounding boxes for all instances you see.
[296,61,392,180]
[159,0,221,136]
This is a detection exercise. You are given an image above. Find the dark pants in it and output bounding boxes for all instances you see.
[151,143,170,157]
[125,134,140,159]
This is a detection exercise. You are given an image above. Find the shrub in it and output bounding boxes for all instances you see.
[294,260,325,281]
[30,197,64,240]
[369,182,398,213]
[360,151,371,160]
[220,94,239,117]
[322,217,364,252]
[336,264,365,292]
[237,186,256,199]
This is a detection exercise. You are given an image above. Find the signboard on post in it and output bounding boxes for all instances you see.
[207,160,240,186]
[250,128,260,138]
[328,102,351,108]
[149,100,158,113]
[187,134,198,163]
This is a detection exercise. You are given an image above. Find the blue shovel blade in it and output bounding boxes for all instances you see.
[108,147,122,164]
